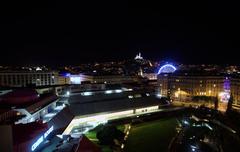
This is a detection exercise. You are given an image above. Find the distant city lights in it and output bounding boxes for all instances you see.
[36,67,42,71]
[219,91,230,102]
[128,95,134,99]
[105,90,113,94]
[81,92,93,96]
[156,93,162,98]
[134,52,143,60]
[115,89,123,93]
[65,73,71,77]
[70,75,82,84]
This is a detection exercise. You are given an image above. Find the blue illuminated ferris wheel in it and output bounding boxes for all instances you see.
[157,64,177,74]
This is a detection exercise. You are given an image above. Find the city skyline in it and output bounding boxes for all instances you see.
[1,1,240,152]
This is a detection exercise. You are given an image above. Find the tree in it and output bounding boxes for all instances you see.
[96,125,125,145]
[214,96,219,110]
[227,93,233,112]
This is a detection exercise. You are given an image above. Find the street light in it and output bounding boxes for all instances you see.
[66,91,70,96]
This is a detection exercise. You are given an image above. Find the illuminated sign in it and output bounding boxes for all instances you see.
[31,136,43,151]
[70,75,82,84]
[44,126,54,138]
[31,126,54,151]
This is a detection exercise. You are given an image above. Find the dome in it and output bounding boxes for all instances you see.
[0,89,39,105]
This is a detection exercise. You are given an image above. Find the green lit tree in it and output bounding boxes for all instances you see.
[96,125,124,145]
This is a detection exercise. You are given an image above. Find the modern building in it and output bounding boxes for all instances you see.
[60,84,172,136]
[67,74,140,84]
[0,89,68,124]
[0,88,74,152]
[0,71,59,87]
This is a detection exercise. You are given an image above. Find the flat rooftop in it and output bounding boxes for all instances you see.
[69,93,168,115]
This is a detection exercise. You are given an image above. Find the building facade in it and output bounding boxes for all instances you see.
[142,73,157,80]
[68,74,139,84]
[230,78,240,106]
[157,73,229,102]
[0,71,59,87]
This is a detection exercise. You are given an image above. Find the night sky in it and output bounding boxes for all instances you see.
[0,1,240,65]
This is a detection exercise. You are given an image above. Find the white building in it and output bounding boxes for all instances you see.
[0,71,59,87]
[68,74,139,84]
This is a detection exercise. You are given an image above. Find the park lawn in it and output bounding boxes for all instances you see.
[125,118,178,152]
[85,131,97,140]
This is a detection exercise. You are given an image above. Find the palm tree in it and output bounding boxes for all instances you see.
[227,93,233,112]
[214,96,219,110]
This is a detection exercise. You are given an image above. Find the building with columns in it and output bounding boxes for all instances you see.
[158,72,227,101]
[0,71,59,87]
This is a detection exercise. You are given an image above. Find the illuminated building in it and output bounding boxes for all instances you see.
[156,64,240,111]
[0,71,59,87]
[134,52,143,60]
[57,75,70,85]
[62,86,170,136]
[0,121,49,152]
[0,87,73,152]
[157,71,240,111]
[142,73,157,80]
[0,89,68,124]
[0,80,171,152]
[157,64,232,101]
[158,72,227,101]
[229,77,240,107]
[66,74,139,84]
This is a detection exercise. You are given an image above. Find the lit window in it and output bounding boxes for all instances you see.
[128,95,133,99]
[105,90,113,94]
[134,94,142,98]
[81,92,93,96]
[115,89,122,93]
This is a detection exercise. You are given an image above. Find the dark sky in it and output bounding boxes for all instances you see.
[0,1,240,65]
